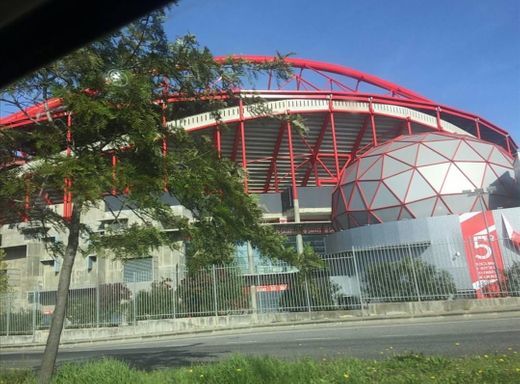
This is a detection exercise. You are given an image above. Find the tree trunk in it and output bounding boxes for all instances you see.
[38,204,81,384]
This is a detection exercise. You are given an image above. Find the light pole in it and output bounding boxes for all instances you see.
[463,188,501,294]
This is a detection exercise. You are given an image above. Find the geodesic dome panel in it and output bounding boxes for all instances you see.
[332,132,519,230]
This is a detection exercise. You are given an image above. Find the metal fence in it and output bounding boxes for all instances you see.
[1,237,519,336]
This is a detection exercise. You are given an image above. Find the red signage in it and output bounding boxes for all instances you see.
[459,211,505,298]
[256,284,288,293]
[502,214,520,248]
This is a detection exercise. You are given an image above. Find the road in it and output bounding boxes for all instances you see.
[1,312,519,370]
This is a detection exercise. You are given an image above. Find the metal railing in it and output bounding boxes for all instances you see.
[1,237,519,336]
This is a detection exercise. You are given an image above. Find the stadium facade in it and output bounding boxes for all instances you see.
[1,56,519,304]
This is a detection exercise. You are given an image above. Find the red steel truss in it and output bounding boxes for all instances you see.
[0,56,517,220]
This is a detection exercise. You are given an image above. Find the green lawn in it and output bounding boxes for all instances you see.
[2,352,519,384]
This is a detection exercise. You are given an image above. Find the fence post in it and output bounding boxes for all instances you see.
[175,264,179,318]
[171,267,177,319]
[352,248,365,316]
[247,242,258,315]
[95,280,100,328]
[304,275,312,313]
[32,288,38,338]
[133,272,137,325]
[407,244,421,302]
[256,273,261,314]
[212,265,218,317]
[7,293,11,337]
[96,262,100,328]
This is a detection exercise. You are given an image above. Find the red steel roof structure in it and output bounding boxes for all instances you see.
[1,56,517,220]
[174,56,517,194]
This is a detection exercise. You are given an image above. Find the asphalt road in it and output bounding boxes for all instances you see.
[1,312,519,370]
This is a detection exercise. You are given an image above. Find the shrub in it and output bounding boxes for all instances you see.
[176,267,249,317]
[363,258,456,302]
[66,283,131,327]
[278,272,341,311]
[504,261,520,296]
[135,280,175,319]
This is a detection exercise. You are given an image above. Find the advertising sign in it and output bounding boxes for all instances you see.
[459,211,505,298]
[273,222,335,236]
[255,284,288,293]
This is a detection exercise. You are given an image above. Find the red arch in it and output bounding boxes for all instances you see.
[214,55,431,102]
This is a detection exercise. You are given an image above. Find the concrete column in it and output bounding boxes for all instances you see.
[286,118,304,256]
[293,199,304,255]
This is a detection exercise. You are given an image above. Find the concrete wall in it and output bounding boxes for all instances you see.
[325,207,520,294]
[1,200,187,302]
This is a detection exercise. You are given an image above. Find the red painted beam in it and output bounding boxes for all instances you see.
[263,121,286,192]
[214,126,222,158]
[369,98,378,147]
[329,98,341,181]
[351,115,371,157]
[302,113,330,186]
[239,99,248,192]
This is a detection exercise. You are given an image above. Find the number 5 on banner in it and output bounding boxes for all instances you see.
[473,235,491,260]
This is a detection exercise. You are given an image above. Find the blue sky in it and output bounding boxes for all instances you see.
[165,0,520,143]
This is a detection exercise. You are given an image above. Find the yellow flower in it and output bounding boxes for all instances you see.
[200,374,204,378]
[430,376,435,379]
[236,368,242,372]
[499,358,505,362]
[188,369,193,373]
[343,373,349,379]
[484,354,489,358]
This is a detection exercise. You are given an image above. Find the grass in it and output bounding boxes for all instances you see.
[1,352,520,384]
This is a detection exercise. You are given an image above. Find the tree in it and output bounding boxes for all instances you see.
[0,10,319,384]
[363,258,456,302]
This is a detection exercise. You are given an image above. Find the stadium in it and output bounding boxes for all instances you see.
[1,56,519,317]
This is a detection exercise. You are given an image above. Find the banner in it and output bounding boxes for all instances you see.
[459,211,505,298]
[502,214,520,248]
